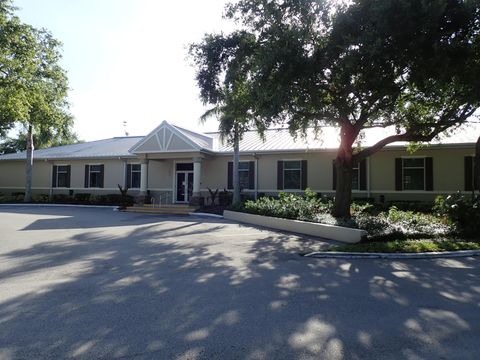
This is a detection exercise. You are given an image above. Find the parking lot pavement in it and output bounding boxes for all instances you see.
[0,205,479,359]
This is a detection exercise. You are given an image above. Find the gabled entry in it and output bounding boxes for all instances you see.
[129,121,212,154]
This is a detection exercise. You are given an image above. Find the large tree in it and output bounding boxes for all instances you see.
[194,0,480,217]
[0,1,71,202]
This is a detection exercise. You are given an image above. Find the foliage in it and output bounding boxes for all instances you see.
[330,239,480,253]
[0,126,79,154]
[385,200,433,213]
[243,189,332,221]
[434,193,480,237]
[207,187,219,206]
[0,0,72,201]
[192,0,480,217]
[241,193,453,241]
[117,184,130,210]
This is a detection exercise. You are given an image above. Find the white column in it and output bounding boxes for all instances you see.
[140,159,148,194]
[193,158,202,197]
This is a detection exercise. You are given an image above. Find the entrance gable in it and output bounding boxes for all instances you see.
[130,121,203,154]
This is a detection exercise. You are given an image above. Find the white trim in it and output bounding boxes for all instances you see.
[173,160,195,203]
[155,132,163,150]
[402,157,426,191]
[165,131,174,149]
[127,163,142,189]
[130,121,204,154]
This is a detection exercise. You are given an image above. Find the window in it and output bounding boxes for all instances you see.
[227,161,255,190]
[176,163,193,171]
[402,158,425,190]
[238,162,250,189]
[52,165,70,188]
[332,159,367,191]
[85,164,104,188]
[284,160,302,189]
[127,164,141,188]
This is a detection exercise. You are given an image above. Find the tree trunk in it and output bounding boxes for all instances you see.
[24,124,34,203]
[332,123,357,218]
[332,155,354,218]
[232,130,241,204]
[475,135,480,194]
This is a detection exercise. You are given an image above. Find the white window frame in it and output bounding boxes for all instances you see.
[402,156,426,191]
[283,160,302,190]
[88,163,103,188]
[129,163,142,189]
[54,164,70,188]
[227,161,251,190]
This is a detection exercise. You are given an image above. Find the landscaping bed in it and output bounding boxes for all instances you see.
[234,189,480,251]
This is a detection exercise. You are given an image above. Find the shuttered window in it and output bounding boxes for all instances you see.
[52,165,71,188]
[278,160,308,190]
[395,157,433,191]
[84,164,104,188]
[227,161,255,190]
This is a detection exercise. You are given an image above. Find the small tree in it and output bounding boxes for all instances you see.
[191,32,254,204]
[197,0,480,217]
[0,1,71,202]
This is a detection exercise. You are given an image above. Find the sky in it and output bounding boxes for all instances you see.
[14,0,233,141]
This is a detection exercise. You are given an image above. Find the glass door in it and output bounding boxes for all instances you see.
[176,171,194,203]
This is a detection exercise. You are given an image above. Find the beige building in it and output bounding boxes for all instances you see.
[0,121,477,204]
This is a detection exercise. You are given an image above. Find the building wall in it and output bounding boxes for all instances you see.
[0,145,475,203]
[0,158,135,197]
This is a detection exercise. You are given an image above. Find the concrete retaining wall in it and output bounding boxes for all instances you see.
[223,210,366,243]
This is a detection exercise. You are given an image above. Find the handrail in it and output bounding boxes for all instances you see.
[155,192,172,207]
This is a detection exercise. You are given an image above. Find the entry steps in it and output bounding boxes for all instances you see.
[125,204,198,215]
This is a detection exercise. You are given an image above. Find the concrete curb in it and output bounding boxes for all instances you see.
[189,212,224,219]
[303,250,480,259]
[0,203,118,209]
[223,210,365,243]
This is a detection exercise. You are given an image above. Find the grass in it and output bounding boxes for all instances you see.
[330,239,480,253]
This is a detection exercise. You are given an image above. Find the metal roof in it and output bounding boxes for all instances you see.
[0,122,478,161]
[0,136,143,161]
[207,123,480,152]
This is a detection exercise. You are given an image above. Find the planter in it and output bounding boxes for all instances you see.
[223,210,366,243]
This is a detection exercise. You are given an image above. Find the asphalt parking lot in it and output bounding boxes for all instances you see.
[0,205,478,360]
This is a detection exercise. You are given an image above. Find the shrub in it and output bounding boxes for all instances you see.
[32,194,49,203]
[73,193,91,203]
[52,194,71,203]
[434,193,480,237]
[243,189,331,221]
[386,200,433,213]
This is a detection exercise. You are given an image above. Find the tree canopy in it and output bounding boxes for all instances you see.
[0,0,72,201]
[0,120,78,154]
[191,0,480,217]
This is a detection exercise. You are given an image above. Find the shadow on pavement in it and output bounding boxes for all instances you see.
[0,206,478,359]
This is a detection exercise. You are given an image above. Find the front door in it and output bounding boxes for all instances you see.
[176,171,194,203]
